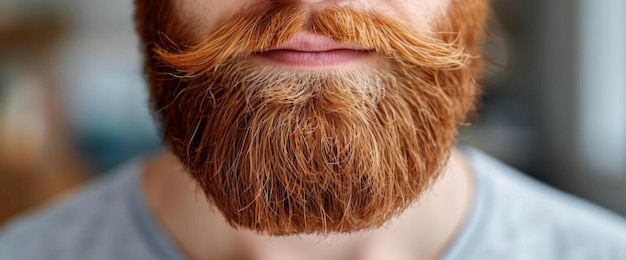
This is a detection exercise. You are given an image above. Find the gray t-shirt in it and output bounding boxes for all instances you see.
[1,148,626,259]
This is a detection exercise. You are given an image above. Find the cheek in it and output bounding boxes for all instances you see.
[391,0,452,30]
[174,0,253,42]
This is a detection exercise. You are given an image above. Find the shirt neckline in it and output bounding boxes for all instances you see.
[127,158,188,260]
[440,147,492,260]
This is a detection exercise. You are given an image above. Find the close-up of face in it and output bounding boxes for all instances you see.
[135,0,488,236]
[5,1,626,259]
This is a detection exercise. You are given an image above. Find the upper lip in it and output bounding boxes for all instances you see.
[264,31,370,52]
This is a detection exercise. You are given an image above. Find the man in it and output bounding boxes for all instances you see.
[1,0,626,259]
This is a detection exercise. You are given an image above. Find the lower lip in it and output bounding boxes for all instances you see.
[255,49,372,69]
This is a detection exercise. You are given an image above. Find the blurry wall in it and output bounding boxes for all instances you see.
[579,0,626,178]
[462,0,626,215]
[537,0,626,214]
[55,0,160,172]
[1,0,160,174]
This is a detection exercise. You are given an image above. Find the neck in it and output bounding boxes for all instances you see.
[141,149,474,260]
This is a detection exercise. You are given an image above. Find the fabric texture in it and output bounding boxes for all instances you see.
[1,148,625,260]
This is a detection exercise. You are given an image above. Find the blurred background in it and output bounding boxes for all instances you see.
[0,0,624,225]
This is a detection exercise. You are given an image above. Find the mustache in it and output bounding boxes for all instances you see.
[155,2,472,76]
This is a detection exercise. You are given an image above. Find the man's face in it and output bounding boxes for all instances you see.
[135,0,487,236]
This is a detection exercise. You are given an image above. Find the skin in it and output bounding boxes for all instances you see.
[141,0,474,259]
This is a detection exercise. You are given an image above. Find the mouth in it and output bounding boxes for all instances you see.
[253,31,374,69]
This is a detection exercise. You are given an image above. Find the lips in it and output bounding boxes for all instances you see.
[254,31,373,68]
[266,31,370,52]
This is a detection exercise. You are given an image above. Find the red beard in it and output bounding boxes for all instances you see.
[135,1,488,236]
